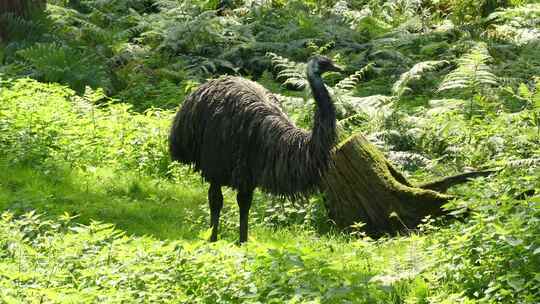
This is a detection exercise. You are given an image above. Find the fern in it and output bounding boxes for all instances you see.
[369,48,413,70]
[379,0,423,24]
[508,80,540,108]
[426,99,466,116]
[387,150,431,171]
[0,12,47,42]
[108,43,148,68]
[47,4,143,55]
[485,5,540,47]
[185,56,238,76]
[486,24,540,46]
[335,63,373,91]
[267,54,372,93]
[438,43,498,94]
[332,1,372,29]
[506,158,540,169]
[345,95,393,117]
[505,77,540,136]
[266,52,307,90]
[17,43,109,93]
[486,4,540,27]
[392,60,448,97]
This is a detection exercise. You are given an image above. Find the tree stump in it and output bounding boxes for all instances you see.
[0,0,46,42]
[321,133,493,236]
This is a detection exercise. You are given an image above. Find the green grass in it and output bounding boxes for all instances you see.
[0,76,430,301]
[0,162,209,240]
[1,69,538,302]
[0,162,429,303]
[0,158,418,256]
[0,211,422,303]
[2,159,537,302]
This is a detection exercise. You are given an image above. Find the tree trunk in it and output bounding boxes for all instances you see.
[321,133,493,236]
[0,0,46,41]
[0,0,46,16]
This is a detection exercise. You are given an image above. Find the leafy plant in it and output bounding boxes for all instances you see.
[0,78,170,175]
[438,43,497,94]
[17,43,110,92]
[426,170,540,303]
[504,77,540,138]
[336,63,374,91]
[392,60,448,98]
[266,52,308,90]
[438,43,498,120]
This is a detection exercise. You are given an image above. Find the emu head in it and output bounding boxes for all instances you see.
[307,56,343,76]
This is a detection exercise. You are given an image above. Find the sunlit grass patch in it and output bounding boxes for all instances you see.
[0,162,209,240]
[0,211,424,303]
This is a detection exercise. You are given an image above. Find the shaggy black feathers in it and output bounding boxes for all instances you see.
[169,56,340,242]
[170,79,335,197]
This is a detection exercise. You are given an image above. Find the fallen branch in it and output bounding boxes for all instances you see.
[418,169,499,192]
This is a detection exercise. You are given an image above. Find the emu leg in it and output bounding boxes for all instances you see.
[237,186,254,243]
[208,183,223,242]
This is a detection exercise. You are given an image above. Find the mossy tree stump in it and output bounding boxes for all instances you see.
[321,133,493,236]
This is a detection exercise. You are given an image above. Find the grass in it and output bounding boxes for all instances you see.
[0,158,417,253]
[0,75,538,303]
[0,162,212,240]
[0,161,429,303]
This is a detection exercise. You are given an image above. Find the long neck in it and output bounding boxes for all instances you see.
[307,70,337,163]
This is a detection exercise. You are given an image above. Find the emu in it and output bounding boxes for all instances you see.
[169,56,341,243]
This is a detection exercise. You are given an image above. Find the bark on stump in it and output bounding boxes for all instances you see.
[321,133,492,236]
[0,0,46,42]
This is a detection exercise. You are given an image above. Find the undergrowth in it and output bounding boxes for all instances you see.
[0,76,538,303]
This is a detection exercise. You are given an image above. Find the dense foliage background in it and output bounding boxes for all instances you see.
[0,0,539,303]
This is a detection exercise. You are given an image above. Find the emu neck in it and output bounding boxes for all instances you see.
[307,71,336,158]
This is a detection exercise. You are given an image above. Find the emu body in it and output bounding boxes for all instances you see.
[169,56,341,243]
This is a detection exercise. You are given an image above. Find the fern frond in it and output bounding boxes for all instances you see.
[369,49,413,68]
[438,43,497,93]
[47,4,120,46]
[337,112,368,128]
[372,28,423,50]
[117,22,148,41]
[392,60,448,97]
[335,63,373,91]
[332,1,372,29]
[0,12,46,41]
[498,76,525,87]
[16,43,109,92]
[506,158,540,169]
[486,24,540,46]
[486,4,540,27]
[266,52,307,90]
[426,99,466,116]
[387,151,431,171]
[108,43,148,67]
[346,95,393,117]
